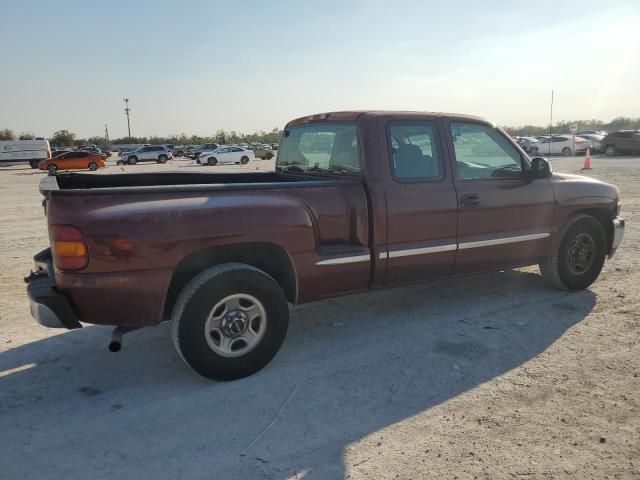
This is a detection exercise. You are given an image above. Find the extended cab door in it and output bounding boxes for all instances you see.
[445,119,555,274]
[377,117,458,285]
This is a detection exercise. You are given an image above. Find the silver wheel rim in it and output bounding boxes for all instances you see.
[567,232,595,275]
[204,293,267,358]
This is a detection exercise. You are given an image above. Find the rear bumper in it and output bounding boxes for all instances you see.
[609,216,625,258]
[25,249,82,329]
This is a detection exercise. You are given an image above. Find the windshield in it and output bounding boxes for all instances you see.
[276,123,360,174]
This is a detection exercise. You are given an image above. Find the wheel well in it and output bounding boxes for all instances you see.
[163,243,297,319]
[573,208,614,252]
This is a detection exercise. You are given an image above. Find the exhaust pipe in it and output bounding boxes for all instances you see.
[108,326,138,352]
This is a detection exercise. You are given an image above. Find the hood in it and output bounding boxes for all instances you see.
[550,171,619,204]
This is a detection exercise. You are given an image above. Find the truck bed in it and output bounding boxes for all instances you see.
[40,171,344,197]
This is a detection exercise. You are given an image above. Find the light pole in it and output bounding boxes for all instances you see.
[123,98,131,141]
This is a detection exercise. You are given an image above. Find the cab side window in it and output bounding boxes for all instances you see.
[451,122,523,180]
[388,122,443,182]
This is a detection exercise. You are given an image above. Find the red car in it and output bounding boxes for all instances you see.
[39,151,106,173]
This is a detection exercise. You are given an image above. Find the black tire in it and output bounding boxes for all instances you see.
[47,164,57,174]
[171,263,289,381]
[530,147,538,155]
[605,145,616,156]
[540,214,606,291]
[29,160,39,169]
[207,157,217,166]
[158,154,168,164]
[562,147,572,156]
[128,156,137,165]
[88,162,98,171]
[240,156,249,164]
[266,152,274,160]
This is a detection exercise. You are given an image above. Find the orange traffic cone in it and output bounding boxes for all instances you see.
[582,148,592,170]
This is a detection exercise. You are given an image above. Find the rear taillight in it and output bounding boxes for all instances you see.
[51,224,88,270]
[48,150,52,159]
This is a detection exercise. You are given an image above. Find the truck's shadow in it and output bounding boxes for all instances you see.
[0,269,596,479]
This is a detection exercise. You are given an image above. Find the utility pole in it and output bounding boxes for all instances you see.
[548,89,554,156]
[123,98,131,141]
[104,124,110,149]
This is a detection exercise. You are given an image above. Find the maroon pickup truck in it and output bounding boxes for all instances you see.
[26,111,625,380]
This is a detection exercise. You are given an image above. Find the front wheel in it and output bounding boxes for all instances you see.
[240,156,249,164]
[171,263,289,380]
[540,214,606,291]
[207,157,217,166]
[88,162,98,171]
[158,155,168,164]
[47,164,58,174]
[128,156,137,165]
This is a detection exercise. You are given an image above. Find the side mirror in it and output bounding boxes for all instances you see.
[530,157,552,179]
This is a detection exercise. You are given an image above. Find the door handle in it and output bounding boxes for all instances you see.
[460,194,480,207]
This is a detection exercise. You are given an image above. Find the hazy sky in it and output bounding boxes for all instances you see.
[1,0,639,139]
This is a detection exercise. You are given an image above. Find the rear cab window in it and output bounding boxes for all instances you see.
[276,123,360,175]
[387,122,444,182]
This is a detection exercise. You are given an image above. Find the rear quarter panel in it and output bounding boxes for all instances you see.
[46,181,369,325]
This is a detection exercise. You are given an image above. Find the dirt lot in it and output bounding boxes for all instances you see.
[0,155,638,479]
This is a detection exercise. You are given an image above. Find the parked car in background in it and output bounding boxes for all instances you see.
[188,144,219,160]
[532,135,590,155]
[600,131,640,156]
[39,150,105,173]
[51,147,72,158]
[172,145,186,157]
[251,144,275,159]
[516,136,540,154]
[117,145,173,165]
[0,139,51,168]
[576,130,606,137]
[197,146,254,165]
[577,133,605,152]
[271,143,279,150]
[79,146,108,158]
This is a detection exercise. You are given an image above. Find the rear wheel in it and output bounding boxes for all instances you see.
[47,164,58,174]
[207,157,217,166]
[171,263,289,380]
[88,162,98,171]
[562,147,572,156]
[266,152,274,160]
[540,214,606,291]
[29,160,39,169]
[605,145,616,156]
[240,156,249,164]
[158,154,168,164]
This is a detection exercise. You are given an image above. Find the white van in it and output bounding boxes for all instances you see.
[0,140,52,168]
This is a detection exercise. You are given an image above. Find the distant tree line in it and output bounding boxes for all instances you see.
[0,127,283,147]
[3,117,639,147]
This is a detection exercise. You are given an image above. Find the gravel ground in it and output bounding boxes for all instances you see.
[0,154,638,479]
